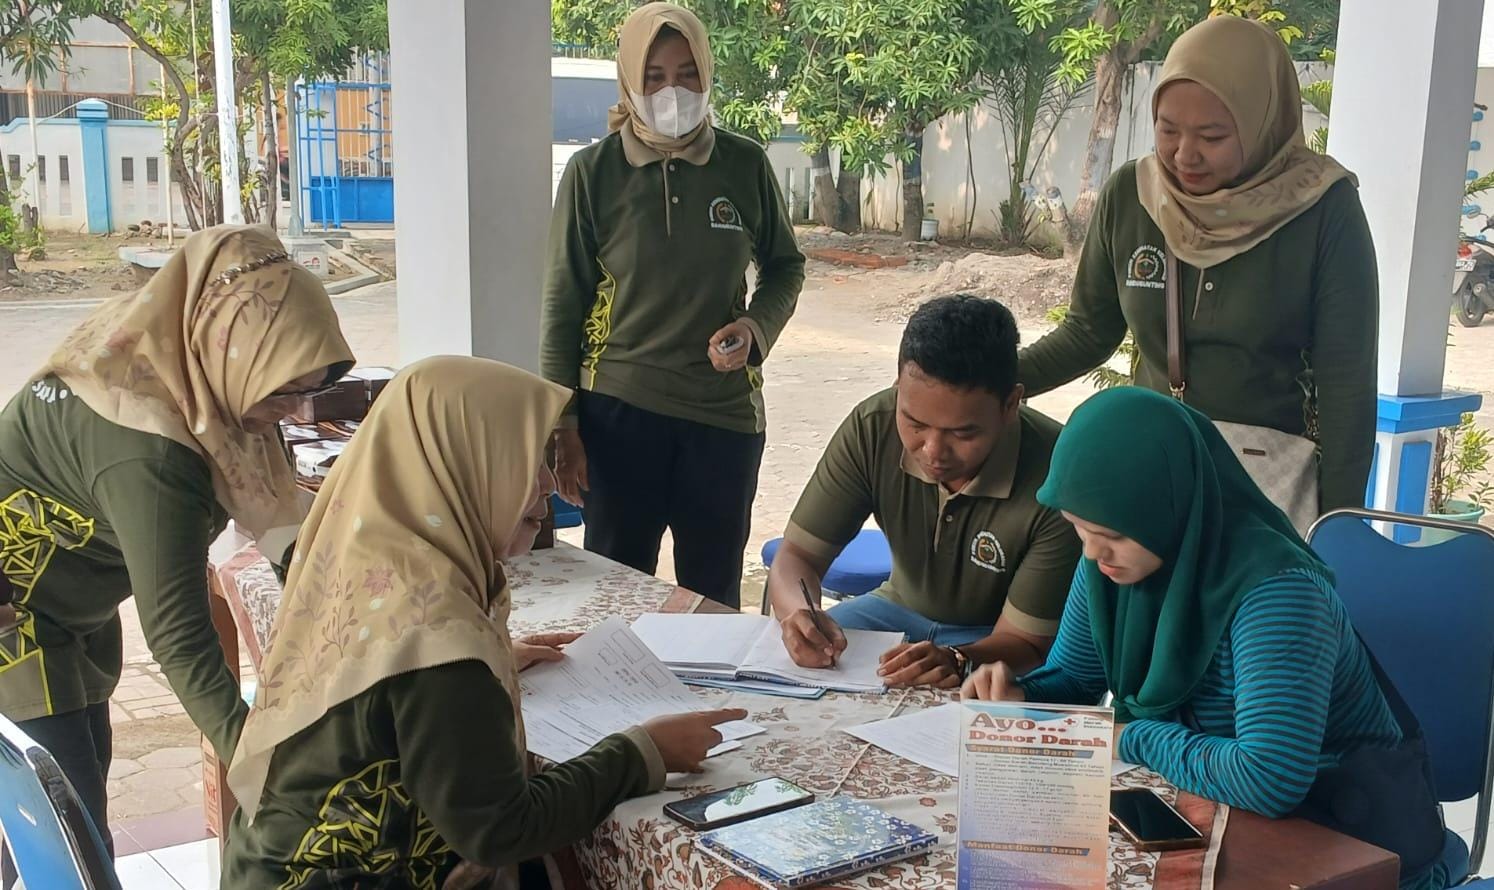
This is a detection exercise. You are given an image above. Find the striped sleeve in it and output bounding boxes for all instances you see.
[1118,573,1339,818]
[1017,570,1108,706]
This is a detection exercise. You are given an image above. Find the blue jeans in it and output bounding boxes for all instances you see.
[827,594,991,646]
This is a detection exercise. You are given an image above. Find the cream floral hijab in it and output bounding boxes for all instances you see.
[1136,15,1354,268]
[606,2,716,164]
[35,225,353,564]
[228,356,571,824]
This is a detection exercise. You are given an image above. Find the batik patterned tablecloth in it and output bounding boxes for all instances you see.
[219,542,1223,890]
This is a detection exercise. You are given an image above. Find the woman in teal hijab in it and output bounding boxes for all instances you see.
[963,387,1447,890]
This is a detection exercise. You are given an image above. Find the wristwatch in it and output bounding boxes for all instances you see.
[944,645,973,680]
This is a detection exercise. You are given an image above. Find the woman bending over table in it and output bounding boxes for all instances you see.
[222,356,743,890]
[0,225,353,862]
[963,387,1449,890]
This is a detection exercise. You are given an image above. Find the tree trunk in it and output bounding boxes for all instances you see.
[835,156,861,233]
[810,146,840,229]
[1068,4,1164,247]
[900,127,926,242]
[263,72,279,231]
[1068,48,1128,247]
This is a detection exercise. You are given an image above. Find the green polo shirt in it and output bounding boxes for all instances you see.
[0,377,244,758]
[1018,161,1378,513]
[785,389,1080,633]
[541,127,805,435]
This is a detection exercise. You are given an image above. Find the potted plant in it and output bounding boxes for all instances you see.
[1428,412,1493,529]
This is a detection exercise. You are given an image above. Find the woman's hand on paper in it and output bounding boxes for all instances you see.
[643,708,750,773]
[877,642,961,688]
[961,662,1026,702]
[780,609,848,668]
[514,631,583,672]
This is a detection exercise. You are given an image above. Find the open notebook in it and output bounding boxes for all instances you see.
[630,613,904,694]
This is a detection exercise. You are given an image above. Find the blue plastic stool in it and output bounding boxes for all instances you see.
[761,528,892,600]
[551,494,583,530]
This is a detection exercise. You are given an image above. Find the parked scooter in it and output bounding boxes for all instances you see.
[1455,218,1494,327]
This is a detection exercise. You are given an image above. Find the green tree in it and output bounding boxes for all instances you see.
[0,1,73,281]
[56,0,387,229]
[968,0,1095,247]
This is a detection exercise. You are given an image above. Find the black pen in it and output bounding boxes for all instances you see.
[799,578,838,668]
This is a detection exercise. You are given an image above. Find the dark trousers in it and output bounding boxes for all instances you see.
[578,392,765,609]
[2,702,115,887]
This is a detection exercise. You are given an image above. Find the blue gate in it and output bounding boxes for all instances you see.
[296,55,394,227]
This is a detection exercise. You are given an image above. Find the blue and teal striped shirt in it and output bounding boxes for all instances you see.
[1021,567,1446,890]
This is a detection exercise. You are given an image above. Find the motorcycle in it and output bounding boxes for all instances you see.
[1454,218,1494,327]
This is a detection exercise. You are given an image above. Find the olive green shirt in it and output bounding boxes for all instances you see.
[221,659,665,890]
[0,377,243,758]
[541,128,805,434]
[1019,162,1378,513]
[785,389,1080,633]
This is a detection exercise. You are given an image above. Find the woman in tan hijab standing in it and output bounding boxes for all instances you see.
[1020,15,1378,528]
[0,225,353,860]
[222,356,743,890]
[543,2,805,609]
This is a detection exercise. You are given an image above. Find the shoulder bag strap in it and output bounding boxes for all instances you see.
[1165,247,1186,401]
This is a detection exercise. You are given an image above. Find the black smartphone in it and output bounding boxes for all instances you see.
[1110,788,1206,852]
[663,777,815,831]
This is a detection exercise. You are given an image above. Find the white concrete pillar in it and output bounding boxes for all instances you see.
[388,0,552,370]
[1327,0,1486,518]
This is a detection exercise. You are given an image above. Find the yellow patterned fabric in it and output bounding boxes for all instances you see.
[0,490,96,706]
[229,357,570,826]
[278,760,451,890]
[35,225,353,553]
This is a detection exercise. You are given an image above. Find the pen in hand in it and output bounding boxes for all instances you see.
[799,578,838,669]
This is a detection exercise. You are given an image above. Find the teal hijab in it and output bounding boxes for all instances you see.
[1037,387,1329,723]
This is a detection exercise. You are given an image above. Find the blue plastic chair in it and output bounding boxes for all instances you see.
[0,713,120,890]
[1306,508,1494,885]
[761,528,892,607]
[550,494,583,530]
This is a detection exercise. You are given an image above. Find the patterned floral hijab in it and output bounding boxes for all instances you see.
[228,356,571,824]
[1135,15,1354,268]
[34,225,353,564]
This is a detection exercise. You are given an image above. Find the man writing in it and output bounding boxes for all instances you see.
[766,295,1080,687]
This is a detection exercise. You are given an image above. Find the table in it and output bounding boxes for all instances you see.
[207,538,1400,889]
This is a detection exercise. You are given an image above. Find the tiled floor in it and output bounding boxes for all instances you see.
[116,839,219,890]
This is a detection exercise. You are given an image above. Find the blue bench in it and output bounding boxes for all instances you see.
[761,528,892,600]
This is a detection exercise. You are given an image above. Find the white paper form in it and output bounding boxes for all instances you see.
[630,613,766,677]
[845,702,1140,777]
[738,620,904,693]
[519,616,763,763]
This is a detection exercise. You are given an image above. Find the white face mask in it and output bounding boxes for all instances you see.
[630,86,710,140]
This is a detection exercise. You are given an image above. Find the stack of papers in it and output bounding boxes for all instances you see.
[629,613,905,695]
[519,616,764,764]
[844,702,1140,778]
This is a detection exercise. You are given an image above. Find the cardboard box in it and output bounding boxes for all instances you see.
[347,366,397,404]
[286,378,368,423]
[294,440,348,480]
[279,422,332,447]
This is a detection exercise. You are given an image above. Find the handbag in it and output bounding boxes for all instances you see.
[1291,635,1448,883]
[1164,248,1320,534]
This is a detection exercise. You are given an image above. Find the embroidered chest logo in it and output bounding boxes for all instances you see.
[970,531,1007,574]
[709,196,744,232]
[1125,244,1166,290]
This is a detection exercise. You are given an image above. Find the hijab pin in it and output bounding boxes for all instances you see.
[217,251,291,285]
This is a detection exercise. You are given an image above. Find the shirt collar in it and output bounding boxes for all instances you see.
[620,124,717,168]
[899,416,1022,500]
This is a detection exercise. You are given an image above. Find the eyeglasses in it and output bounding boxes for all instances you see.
[271,381,341,401]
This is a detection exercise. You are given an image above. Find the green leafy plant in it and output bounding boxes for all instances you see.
[1045,305,1139,388]
[1430,413,1494,515]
